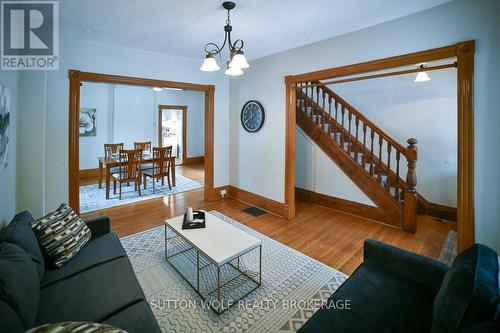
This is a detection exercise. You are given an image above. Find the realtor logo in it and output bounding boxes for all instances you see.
[1,0,59,70]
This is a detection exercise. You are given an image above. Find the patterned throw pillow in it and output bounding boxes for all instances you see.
[31,204,91,267]
[26,322,127,333]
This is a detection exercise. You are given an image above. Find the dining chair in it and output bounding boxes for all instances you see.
[134,141,153,171]
[104,143,124,158]
[104,142,125,178]
[142,146,173,193]
[112,149,143,200]
[134,141,152,155]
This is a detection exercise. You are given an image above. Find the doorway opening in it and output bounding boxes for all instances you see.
[285,40,475,252]
[68,71,216,215]
[158,105,187,165]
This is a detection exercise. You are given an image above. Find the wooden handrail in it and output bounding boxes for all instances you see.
[310,81,408,155]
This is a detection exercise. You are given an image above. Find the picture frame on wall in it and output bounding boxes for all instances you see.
[79,108,97,137]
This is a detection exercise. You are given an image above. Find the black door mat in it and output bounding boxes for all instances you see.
[242,206,267,217]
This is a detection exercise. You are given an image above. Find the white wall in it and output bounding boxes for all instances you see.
[230,0,500,251]
[114,85,155,149]
[79,82,111,170]
[296,128,375,206]
[0,71,18,225]
[17,72,46,218]
[16,38,230,217]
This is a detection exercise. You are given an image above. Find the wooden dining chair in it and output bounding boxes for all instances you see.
[135,141,153,171]
[104,142,125,180]
[104,143,124,158]
[142,146,173,193]
[134,141,152,155]
[112,149,143,200]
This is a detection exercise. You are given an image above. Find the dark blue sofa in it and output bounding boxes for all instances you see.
[299,239,500,333]
[0,211,161,333]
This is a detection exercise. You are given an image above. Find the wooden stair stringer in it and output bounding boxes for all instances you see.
[297,111,403,227]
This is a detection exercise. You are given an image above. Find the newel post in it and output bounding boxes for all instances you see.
[403,138,418,233]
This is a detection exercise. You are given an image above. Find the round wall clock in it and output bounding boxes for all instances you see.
[241,100,265,133]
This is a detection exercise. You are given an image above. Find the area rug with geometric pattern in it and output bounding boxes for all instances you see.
[79,175,203,213]
[120,211,348,332]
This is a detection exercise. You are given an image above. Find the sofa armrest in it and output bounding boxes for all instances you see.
[364,239,449,291]
[84,216,111,240]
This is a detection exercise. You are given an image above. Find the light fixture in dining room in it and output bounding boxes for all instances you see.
[414,64,431,82]
[200,1,249,76]
[151,87,184,92]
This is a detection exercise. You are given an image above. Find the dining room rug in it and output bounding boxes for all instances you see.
[79,175,203,213]
[120,211,348,333]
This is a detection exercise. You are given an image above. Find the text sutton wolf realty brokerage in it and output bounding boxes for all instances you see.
[1,0,59,70]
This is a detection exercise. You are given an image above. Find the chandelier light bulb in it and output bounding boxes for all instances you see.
[414,65,431,82]
[200,54,220,72]
[229,51,249,69]
[225,65,243,76]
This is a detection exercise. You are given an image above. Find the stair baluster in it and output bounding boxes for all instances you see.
[355,117,360,163]
[377,135,383,183]
[321,91,326,129]
[316,87,320,124]
[395,151,401,200]
[403,138,418,233]
[386,144,392,191]
[362,123,367,169]
[340,106,345,145]
[328,96,333,135]
[347,111,352,153]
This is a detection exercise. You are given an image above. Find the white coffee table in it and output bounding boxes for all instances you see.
[164,211,262,314]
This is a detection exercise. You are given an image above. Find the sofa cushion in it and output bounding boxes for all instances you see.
[103,300,162,333]
[31,203,91,267]
[0,211,45,279]
[0,242,40,330]
[432,244,499,333]
[298,261,437,333]
[41,233,126,287]
[36,256,146,325]
[0,299,25,333]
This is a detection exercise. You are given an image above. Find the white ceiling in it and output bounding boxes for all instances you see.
[60,0,450,61]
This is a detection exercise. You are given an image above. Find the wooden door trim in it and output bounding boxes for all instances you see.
[285,40,475,252]
[158,105,188,164]
[68,70,215,213]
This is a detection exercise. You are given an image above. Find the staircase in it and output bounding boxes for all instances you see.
[295,81,418,231]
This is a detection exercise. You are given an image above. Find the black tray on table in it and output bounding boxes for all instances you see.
[182,211,206,230]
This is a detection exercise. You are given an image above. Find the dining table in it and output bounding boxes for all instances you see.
[97,154,176,199]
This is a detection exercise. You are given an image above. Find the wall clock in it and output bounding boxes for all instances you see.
[241,100,265,133]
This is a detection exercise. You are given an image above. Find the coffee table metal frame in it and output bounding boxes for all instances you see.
[164,223,262,315]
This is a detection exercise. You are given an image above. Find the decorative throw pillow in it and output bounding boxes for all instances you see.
[26,322,127,333]
[31,204,91,267]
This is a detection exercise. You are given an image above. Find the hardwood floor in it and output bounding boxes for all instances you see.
[81,163,455,275]
[79,161,206,186]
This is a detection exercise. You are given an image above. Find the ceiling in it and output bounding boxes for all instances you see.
[60,0,450,61]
